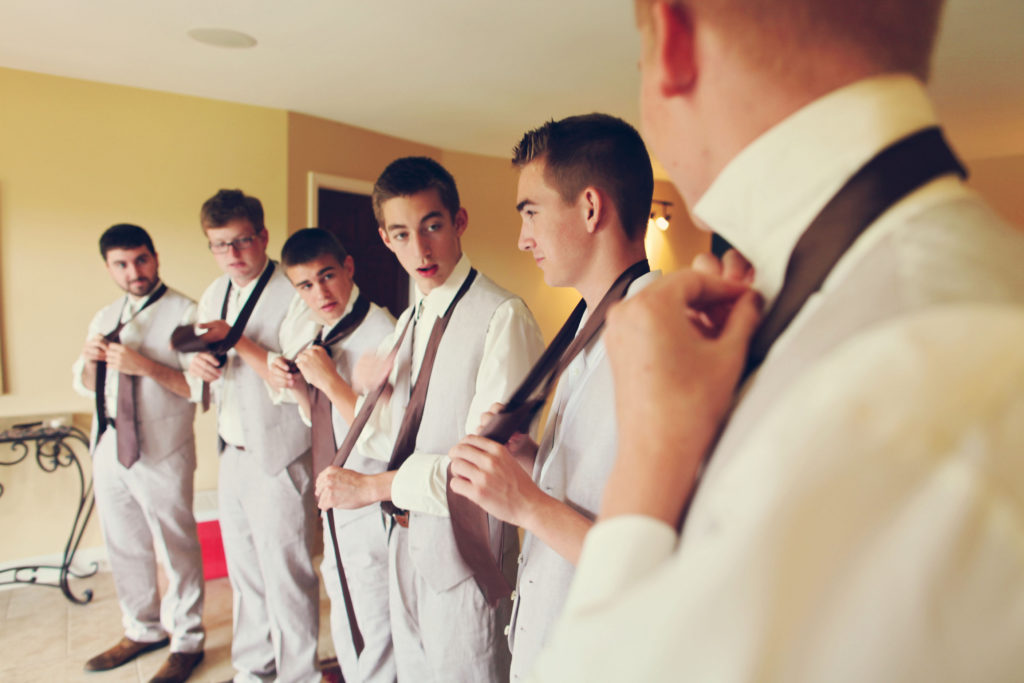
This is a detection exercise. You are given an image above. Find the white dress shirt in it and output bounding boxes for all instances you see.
[73,281,196,413]
[529,75,1024,682]
[356,255,546,515]
[191,259,303,447]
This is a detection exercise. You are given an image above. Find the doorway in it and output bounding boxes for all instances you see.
[308,173,409,318]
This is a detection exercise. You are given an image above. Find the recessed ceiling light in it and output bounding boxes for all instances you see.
[187,28,258,49]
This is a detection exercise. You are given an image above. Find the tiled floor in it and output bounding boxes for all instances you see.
[0,564,335,682]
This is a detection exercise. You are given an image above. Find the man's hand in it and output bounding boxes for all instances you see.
[476,402,539,473]
[295,346,340,393]
[188,351,223,383]
[352,352,394,394]
[82,335,109,363]
[197,320,231,344]
[268,356,298,391]
[449,434,545,528]
[600,265,762,525]
[105,343,153,377]
[691,248,755,283]
[315,466,386,510]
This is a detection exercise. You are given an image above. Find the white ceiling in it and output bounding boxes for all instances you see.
[1,0,1021,163]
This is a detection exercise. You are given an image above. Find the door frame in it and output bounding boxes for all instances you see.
[306,171,416,305]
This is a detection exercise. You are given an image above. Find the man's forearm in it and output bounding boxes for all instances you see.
[145,360,191,399]
[233,336,271,382]
[521,494,594,565]
[320,373,358,423]
[80,360,98,392]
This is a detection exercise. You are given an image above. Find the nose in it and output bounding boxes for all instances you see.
[228,242,244,256]
[316,280,331,299]
[126,263,140,280]
[410,231,431,260]
[517,220,534,252]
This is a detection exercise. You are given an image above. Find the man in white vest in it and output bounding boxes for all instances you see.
[267,227,397,683]
[316,157,545,682]
[443,113,659,681]
[530,1,1024,681]
[73,223,204,683]
[186,189,320,683]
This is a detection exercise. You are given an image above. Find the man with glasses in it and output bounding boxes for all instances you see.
[187,189,320,683]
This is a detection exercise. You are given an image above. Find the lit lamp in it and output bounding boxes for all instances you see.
[649,200,672,231]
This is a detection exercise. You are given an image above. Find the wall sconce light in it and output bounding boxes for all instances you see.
[648,200,672,232]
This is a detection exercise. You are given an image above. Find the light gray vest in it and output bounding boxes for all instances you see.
[690,190,1024,539]
[212,266,312,476]
[327,301,396,528]
[91,287,197,464]
[507,271,659,680]
[389,271,520,593]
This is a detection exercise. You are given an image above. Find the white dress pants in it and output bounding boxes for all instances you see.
[92,428,205,653]
[387,523,509,683]
[321,508,395,683]
[218,445,320,683]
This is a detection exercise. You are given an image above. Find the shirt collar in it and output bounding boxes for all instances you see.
[414,254,472,323]
[693,74,939,308]
[320,283,361,335]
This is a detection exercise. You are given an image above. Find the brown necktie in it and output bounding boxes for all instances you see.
[307,293,372,478]
[171,262,277,411]
[675,127,966,531]
[115,367,140,468]
[744,127,966,378]
[446,260,651,605]
[318,311,414,656]
[93,283,168,462]
[381,269,478,507]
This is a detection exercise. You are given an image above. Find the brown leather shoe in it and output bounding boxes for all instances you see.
[84,636,170,671]
[148,651,205,683]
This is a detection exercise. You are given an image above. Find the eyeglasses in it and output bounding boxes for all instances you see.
[208,233,261,254]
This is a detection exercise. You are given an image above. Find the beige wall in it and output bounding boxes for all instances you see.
[0,69,709,564]
[0,67,287,562]
[5,65,1016,566]
[968,154,1024,229]
[286,112,440,232]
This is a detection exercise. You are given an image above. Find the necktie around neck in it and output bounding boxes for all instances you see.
[93,284,168,465]
[743,126,966,378]
[383,269,478,478]
[448,260,651,605]
[675,127,967,532]
[171,262,276,411]
[318,309,415,657]
[307,293,372,478]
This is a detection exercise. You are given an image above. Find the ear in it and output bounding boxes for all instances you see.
[453,207,469,237]
[343,254,355,278]
[580,187,605,235]
[378,226,396,253]
[652,1,697,96]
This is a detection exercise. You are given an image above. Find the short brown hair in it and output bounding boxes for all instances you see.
[512,113,654,241]
[281,228,349,269]
[636,0,945,81]
[200,188,266,234]
[371,157,461,226]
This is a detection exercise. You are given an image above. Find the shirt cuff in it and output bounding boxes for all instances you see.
[70,357,95,399]
[391,452,452,517]
[563,515,677,613]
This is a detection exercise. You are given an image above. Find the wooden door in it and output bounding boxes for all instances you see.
[317,188,409,318]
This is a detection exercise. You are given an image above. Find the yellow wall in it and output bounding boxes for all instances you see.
[968,154,1024,229]
[0,67,287,561]
[0,72,712,563]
